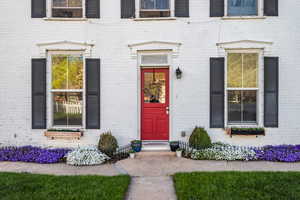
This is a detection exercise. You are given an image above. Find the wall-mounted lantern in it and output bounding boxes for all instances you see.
[176,67,182,79]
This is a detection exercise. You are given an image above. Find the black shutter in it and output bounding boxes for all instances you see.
[32,59,46,129]
[264,57,279,127]
[175,0,189,17]
[31,0,46,18]
[121,0,135,18]
[86,59,101,129]
[86,0,100,18]
[210,0,224,17]
[264,0,278,16]
[210,58,225,128]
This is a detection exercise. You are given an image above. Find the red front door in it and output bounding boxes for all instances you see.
[141,68,169,141]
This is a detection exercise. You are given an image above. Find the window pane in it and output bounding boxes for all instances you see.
[228,90,242,123]
[52,55,83,90]
[141,54,168,65]
[243,53,258,88]
[53,92,83,126]
[228,0,257,16]
[243,90,257,122]
[52,55,68,89]
[52,8,83,18]
[141,0,155,9]
[68,56,83,89]
[156,0,169,9]
[227,53,242,88]
[68,0,82,7]
[144,72,166,103]
[53,0,67,7]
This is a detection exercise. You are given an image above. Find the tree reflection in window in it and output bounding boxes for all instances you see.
[143,72,166,103]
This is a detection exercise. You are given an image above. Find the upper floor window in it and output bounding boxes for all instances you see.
[227,0,258,16]
[140,0,170,18]
[52,0,83,18]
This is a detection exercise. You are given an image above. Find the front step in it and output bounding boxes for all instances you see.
[142,141,170,152]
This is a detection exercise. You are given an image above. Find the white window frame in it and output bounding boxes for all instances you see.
[135,0,175,18]
[224,0,264,18]
[225,49,264,127]
[46,0,86,19]
[47,51,86,129]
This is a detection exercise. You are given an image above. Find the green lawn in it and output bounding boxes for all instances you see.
[0,172,130,200]
[173,172,300,200]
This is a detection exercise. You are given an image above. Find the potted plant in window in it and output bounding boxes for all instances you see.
[169,141,180,152]
[44,129,83,140]
[129,149,136,159]
[131,140,142,152]
[228,128,265,136]
[176,148,183,158]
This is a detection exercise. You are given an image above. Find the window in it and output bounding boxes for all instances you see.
[51,54,84,127]
[227,0,258,16]
[227,53,258,124]
[140,0,170,18]
[52,0,83,18]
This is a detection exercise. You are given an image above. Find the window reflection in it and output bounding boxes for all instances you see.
[53,92,83,126]
[144,72,166,103]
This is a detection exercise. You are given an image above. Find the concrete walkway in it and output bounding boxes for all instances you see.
[2,152,300,200]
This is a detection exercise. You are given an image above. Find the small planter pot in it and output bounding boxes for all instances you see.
[176,150,182,158]
[169,141,179,152]
[131,142,142,152]
[129,153,135,159]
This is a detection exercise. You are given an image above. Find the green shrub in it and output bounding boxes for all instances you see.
[98,131,118,157]
[189,127,212,150]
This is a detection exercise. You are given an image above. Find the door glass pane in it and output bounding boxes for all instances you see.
[143,72,166,103]
[52,55,83,89]
[53,0,67,7]
[227,53,242,88]
[228,0,257,16]
[228,90,242,123]
[53,92,83,126]
[243,90,257,122]
[141,0,155,9]
[243,53,258,88]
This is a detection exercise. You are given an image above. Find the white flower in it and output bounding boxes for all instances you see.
[66,147,110,166]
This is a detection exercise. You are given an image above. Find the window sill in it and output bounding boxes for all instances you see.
[221,16,266,20]
[43,17,88,21]
[133,17,176,21]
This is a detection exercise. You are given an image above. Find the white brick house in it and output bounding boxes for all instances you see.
[0,0,299,148]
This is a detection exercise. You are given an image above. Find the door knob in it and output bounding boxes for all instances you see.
[166,107,169,114]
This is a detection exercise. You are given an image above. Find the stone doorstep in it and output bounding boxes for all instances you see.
[142,141,171,152]
[44,131,82,140]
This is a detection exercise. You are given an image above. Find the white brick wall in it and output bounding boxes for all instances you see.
[0,0,300,147]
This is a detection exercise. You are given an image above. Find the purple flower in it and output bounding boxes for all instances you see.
[254,145,300,162]
[0,146,70,164]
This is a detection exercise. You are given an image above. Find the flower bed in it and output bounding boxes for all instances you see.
[191,143,257,161]
[191,143,300,162]
[0,146,70,164]
[255,145,300,162]
[66,147,110,166]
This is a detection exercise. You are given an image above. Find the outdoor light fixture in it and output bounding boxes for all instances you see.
[176,67,182,79]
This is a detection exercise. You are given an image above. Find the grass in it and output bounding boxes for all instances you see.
[173,171,300,200]
[0,172,130,200]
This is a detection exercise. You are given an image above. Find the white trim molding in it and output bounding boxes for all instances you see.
[128,41,182,58]
[37,40,95,57]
